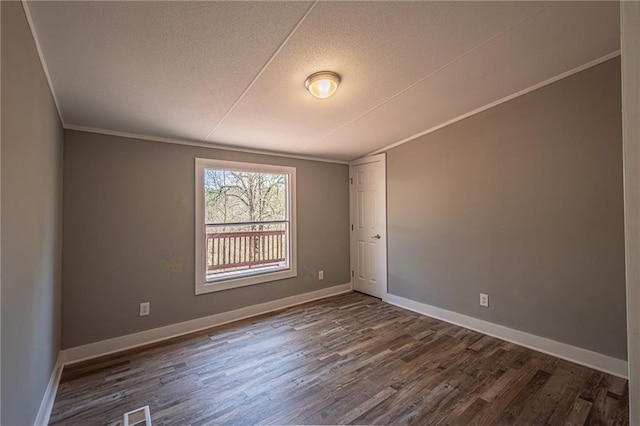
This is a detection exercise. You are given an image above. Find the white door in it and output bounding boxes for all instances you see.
[350,153,387,298]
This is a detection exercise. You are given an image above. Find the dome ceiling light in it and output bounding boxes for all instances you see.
[304,71,341,99]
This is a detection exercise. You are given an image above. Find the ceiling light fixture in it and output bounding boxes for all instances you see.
[304,71,341,99]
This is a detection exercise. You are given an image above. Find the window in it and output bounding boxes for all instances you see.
[195,158,296,294]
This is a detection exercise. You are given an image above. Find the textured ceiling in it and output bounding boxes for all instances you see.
[26,1,620,162]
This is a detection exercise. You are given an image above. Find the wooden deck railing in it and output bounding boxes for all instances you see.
[206,229,286,271]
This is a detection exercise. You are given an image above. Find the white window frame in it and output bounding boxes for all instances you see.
[195,158,297,294]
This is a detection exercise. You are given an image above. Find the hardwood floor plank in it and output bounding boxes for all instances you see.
[532,361,591,425]
[447,398,488,425]
[494,369,553,425]
[565,398,594,426]
[338,386,397,424]
[479,368,520,403]
[49,292,628,425]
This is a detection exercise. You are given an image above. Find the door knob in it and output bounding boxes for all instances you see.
[371,234,381,239]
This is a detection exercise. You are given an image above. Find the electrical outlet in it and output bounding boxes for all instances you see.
[140,302,150,316]
[479,293,489,308]
[318,270,324,280]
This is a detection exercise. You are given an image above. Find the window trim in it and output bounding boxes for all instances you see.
[194,158,297,295]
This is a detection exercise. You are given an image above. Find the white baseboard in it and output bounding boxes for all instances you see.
[61,283,352,365]
[383,293,628,379]
[33,353,64,426]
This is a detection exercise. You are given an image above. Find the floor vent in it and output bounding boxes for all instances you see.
[123,405,151,426]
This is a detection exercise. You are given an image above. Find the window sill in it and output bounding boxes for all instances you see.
[195,267,297,294]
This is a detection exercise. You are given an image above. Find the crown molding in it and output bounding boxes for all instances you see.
[64,124,349,165]
[369,50,622,156]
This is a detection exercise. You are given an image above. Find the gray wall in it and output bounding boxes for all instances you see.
[62,130,350,348]
[386,57,627,360]
[1,2,64,425]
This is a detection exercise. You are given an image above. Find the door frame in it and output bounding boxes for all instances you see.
[349,153,388,297]
[622,2,640,423]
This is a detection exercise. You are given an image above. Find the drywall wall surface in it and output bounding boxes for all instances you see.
[62,130,350,348]
[387,57,627,360]
[1,1,64,424]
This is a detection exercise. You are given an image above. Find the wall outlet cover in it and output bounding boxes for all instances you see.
[479,293,489,308]
[140,302,150,316]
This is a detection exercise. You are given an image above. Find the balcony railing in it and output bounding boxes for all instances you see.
[206,227,286,275]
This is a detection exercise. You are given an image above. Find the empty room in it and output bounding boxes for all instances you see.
[2,1,640,425]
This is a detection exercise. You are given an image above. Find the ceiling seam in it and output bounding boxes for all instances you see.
[21,0,66,126]
[301,2,555,151]
[366,50,621,158]
[203,1,318,141]
[63,124,349,164]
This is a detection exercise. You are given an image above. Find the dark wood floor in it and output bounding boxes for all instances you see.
[50,292,629,425]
